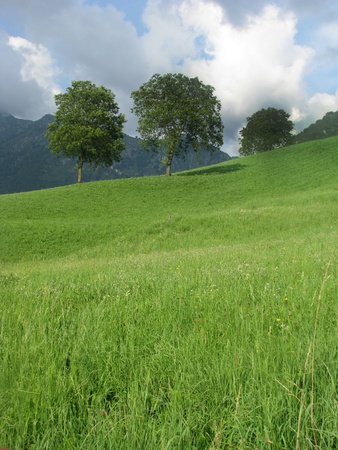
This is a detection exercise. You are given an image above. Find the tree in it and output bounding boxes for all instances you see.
[131,73,224,176]
[46,80,126,183]
[239,107,294,156]
[294,111,338,144]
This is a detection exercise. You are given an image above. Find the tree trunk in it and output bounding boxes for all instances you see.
[165,152,174,176]
[77,158,83,183]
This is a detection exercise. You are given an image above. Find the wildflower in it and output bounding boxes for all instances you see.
[276,318,281,323]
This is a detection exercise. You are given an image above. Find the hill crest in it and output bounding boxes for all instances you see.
[0,114,231,194]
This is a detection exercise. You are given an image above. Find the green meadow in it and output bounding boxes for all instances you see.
[0,137,337,449]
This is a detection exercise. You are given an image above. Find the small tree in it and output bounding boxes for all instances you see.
[131,73,224,176]
[46,80,126,183]
[239,107,294,156]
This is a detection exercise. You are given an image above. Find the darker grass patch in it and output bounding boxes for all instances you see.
[177,162,245,176]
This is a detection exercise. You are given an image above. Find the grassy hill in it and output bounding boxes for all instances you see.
[0,137,337,449]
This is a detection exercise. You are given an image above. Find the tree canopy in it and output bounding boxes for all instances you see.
[294,110,338,144]
[46,80,126,183]
[131,73,224,175]
[239,107,294,156]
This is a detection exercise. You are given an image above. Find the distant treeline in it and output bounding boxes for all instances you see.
[293,111,338,143]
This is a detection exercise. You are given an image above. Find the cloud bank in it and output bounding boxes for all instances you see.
[1,0,338,154]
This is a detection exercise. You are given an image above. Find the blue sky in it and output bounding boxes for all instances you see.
[1,0,338,155]
[84,0,148,34]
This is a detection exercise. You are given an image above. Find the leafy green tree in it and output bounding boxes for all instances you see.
[46,80,126,183]
[294,111,338,144]
[239,107,294,156]
[131,73,224,176]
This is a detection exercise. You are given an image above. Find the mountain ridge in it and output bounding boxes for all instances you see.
[0,114,231,194]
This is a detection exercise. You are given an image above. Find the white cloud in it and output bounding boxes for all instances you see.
[137,1,316,152]
[0,32,60,118]
[0,0,338,154]
[301,90,338,128]
[177,3,313,139]
[140,0,197,72]
[8,36,61,96]
[8,2,149,134]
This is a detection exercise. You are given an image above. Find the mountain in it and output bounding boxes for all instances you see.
[294,110,338,143]
[0,114,231,194]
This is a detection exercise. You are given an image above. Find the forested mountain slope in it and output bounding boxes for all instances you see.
[0,114,230,194]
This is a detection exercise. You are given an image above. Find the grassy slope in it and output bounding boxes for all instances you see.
[0,137,337,449]
[1,136,337,265]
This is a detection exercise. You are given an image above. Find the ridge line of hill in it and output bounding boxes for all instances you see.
[0,114,231,195]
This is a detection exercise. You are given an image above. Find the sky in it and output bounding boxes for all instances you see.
[1,0,338,155]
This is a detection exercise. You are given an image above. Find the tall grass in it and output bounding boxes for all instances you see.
[0,137,337,449]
